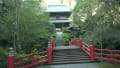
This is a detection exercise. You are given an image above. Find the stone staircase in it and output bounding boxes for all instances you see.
[56,40,64,46]
[53,31,93,64]
[51,46,93,64]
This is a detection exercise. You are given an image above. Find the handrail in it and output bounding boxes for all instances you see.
[8,40,56,68]
[15,51,48,67]
[69,39,120,63]
[19,60,48,68]
[83,42,89,47]
[82,43,90,56]
[69,40,90,56]
[95,49,120,53]
[15,51,47,60]
[15,55,48,65]
[95,48,120,62]
[69,40,78,46]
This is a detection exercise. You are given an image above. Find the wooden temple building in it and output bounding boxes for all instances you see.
[46,5,71,28]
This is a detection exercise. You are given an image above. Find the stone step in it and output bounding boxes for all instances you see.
[52,59,90,62]
[51,60,94,64]
[52,57,90,61]
[53,49,84,52]
[53,51,86,54]
[53,55,89,57]
[51,45,92,64]
[53,53,88,56]
[53,48,84,52]
[53,50,85,53]
[53,54,87,56]
[52,56,89,59]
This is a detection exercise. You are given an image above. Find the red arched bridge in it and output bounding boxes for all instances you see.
[8,39,120,68]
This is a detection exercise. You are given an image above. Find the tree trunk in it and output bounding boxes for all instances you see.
[15,0,21,53]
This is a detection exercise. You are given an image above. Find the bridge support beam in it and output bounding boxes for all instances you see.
[90,45,95,61]
[8,48,15,68]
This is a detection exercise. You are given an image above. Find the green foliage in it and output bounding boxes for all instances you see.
[19,0,55,53]
[72,0,120,49]
[0,0,55,52]
[0,0,55,67]
[0,47,8,68]
[63,33,71,45]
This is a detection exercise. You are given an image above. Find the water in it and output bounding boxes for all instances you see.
[37,62,120,68]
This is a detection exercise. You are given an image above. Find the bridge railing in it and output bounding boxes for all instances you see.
[69,39,90,56]
[95,49,120,62]
[82,42,90,56]
[69,39,120,62]
[8,41,55,68]
[50,40,55,49]
[47,40,55,63]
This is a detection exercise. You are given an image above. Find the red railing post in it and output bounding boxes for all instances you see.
[8,48,15,68]
[110,51,114,61]
[47,42,52,63]
[53,41,55,48]
[90,45,95,60]
[74,40,77,45]
[31,54,35,64]
[79,40,83,49]
[73,38,77,45]
[50,41,55,49]
[50,37,55,48]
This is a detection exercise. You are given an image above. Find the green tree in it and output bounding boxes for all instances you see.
[72,0,120,49]
[0,0,55,67]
